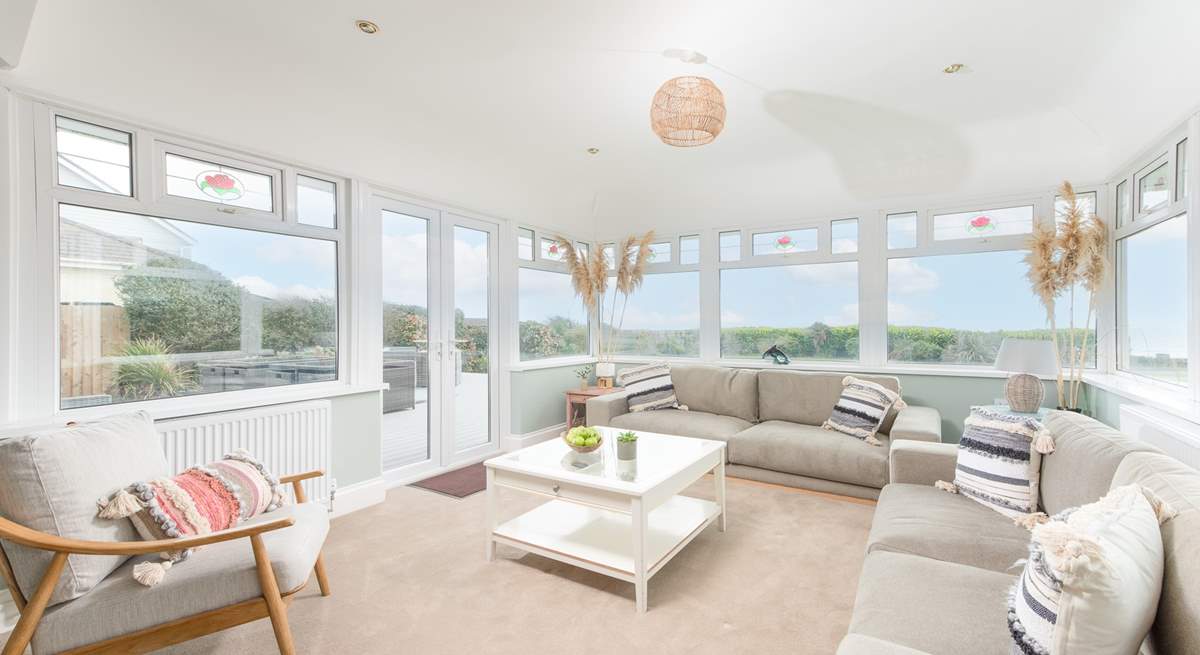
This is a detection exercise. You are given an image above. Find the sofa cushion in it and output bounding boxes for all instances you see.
[1008,484,1165,655]
[1040,411,1156,515]
[670,365,759,423]
[1111,451,1200,655]
[0,412,170,606]
[609,409,751,444]
[728,420,889,489]
[848,551,1015,655]
[616,362,680,412]
[823,376,906,444]
[867,483,1031,573]
[947,406,1048,520]
[33,502,329,654]
[758,370,902,431]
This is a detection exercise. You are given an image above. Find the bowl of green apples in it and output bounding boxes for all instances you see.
[563,425,603,453]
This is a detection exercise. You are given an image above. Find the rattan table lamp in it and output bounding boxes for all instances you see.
[994,338,1058,413]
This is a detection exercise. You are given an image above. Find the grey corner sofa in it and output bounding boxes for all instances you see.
[837,410,1200,655]
[586,365,942,500]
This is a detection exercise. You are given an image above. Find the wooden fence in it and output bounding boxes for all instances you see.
[60,303,129,400]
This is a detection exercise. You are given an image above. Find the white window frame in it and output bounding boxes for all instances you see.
[1108,120,1195,396]
[509,224,593,368]
[8,95,354,421]
[713,216,862,365]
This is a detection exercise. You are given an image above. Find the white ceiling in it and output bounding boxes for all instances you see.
[4,0,1200,237]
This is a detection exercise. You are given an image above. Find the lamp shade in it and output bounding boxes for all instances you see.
[650,76,726,147]
[994,338,1058,377]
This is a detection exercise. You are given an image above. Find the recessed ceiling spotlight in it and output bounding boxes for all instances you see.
[356,20,380,35]
[662,48,708,65]
[586,147,600,155]
[943,63,970,74]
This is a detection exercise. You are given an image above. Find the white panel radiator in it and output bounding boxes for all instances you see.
[156,400,333,508]
[1119,404,1200,470]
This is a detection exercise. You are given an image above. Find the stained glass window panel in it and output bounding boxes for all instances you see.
[165,153,274,212]
[55,116,133,196]
[648,242,672,263]
[540,237,564,261]
[831,219,858,254]
[751,228,817,256]
[932,205,1033,241]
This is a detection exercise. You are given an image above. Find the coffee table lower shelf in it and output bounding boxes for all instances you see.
[492,495,719,582]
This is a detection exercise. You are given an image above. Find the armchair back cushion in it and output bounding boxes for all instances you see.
[0,411,169,606]
[670,365,759,423]
[758,370,902,431]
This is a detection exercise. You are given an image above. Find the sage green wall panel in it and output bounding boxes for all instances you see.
[330,390,383,487]
[510,366,591,434]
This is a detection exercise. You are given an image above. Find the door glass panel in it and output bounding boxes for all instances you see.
[381,210,430,470]
[453,225,491,452]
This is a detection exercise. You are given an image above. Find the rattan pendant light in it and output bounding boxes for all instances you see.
[650,76,726,147]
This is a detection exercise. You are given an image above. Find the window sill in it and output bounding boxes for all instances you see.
[1083,372,1200,426]
[508,355,596,372]
[3,382,387,434]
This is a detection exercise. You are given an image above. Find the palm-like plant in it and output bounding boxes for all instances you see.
[1024,181,1109,409]
[556,231,655,361]
[112,337,198,400]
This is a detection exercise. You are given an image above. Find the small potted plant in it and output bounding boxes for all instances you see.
[617,431,638,460]
[563,425,603,453]
[574,364,593,390]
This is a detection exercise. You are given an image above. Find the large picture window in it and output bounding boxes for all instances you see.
[58,204,337,409]
[888,251,1061,365]
[518,268,589,360]
[605,272,700,357]
[1118,214,1188,384]
[720,262,858,361]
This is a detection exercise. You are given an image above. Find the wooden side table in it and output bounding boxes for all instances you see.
[565,386,623,428]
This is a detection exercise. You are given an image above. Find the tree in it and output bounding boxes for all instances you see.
[114,266,241,353]
[262,297,336,353]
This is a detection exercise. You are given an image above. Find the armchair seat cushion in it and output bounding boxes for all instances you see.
[33,502,329,655]
[728,420,890,489]
[867,483,1031,572]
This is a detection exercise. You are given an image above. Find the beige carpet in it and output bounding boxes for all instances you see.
[161,476,875,654]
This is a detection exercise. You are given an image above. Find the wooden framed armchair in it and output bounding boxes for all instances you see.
[0,414,333,655]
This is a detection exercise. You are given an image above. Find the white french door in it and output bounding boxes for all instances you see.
[376,196,499,482]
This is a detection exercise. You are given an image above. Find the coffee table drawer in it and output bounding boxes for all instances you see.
[492,469,630,512]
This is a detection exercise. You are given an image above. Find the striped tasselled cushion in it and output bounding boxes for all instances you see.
[1008,485,1173,655]
[938,407,1055,521]
[822,376,907,445]
[617,362,682,413]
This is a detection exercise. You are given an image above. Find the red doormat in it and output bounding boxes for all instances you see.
[410,463,487,498]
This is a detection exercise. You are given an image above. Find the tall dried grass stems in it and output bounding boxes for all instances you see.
[1024,181,1110,409]
[557,230,654,361]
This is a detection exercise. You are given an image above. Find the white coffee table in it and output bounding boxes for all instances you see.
[484,427,726,612]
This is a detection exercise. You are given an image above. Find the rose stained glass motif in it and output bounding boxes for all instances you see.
[196,171,244,201]
[966,215,995,234]
[751,229,817,256]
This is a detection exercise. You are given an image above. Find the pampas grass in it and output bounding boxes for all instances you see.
[1024,181,1109,409]
[557,231,654,360]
